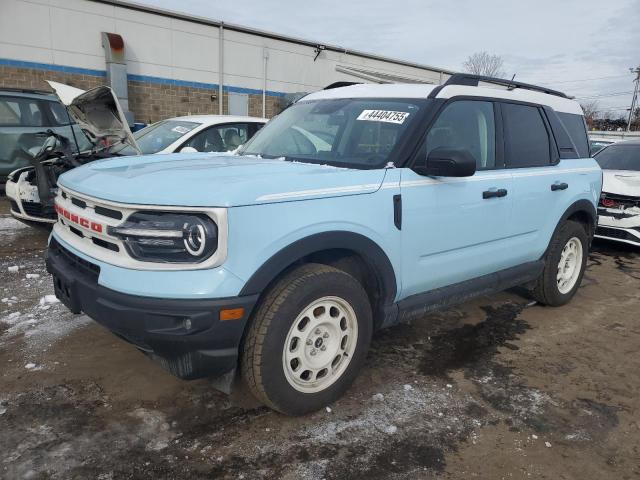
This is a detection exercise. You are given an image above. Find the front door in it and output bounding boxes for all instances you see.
[400,99,515,299]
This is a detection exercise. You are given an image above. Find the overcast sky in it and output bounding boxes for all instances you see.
[140,0,639,117]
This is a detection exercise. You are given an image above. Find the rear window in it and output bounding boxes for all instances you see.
[558,112,589,158]
[0,96,46,126]
[595,144,640,171]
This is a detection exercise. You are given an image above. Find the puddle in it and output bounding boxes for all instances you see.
[420,302,528,377]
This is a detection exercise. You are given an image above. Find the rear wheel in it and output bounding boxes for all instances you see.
[532,220,588,306]
[241,263,372,415]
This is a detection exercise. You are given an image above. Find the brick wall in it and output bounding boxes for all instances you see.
[0,65,105,92]
[128,80,221,124]
[1,66,283,123]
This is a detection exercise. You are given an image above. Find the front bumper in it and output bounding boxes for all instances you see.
[46,236,259,379]
[596,207,640,246]
[6,171,56,224]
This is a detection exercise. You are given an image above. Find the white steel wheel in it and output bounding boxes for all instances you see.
[556,236,583,294]
[282,296,358,393]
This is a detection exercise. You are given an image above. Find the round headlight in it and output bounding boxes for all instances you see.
[184,221,206,256]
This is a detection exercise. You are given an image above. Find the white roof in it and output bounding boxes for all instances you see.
[303,82,583,115]
[166,115,268,125]
[304,83,438,101]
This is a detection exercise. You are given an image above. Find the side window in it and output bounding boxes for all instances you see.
[557,112,589,158]
[184,123,249,152]
[503,103,552,167]
[48,101,72,126]
[425,100,496,169]
[0,96,45,126]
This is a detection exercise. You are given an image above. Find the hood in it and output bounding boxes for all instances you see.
[57,153,387,207]
[47,81,141,154]
[602,169,640,197]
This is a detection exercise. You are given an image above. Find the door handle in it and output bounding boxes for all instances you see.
[551,182,568,191]
[483,188,508,199]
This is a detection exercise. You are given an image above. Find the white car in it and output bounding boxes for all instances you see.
[595,139,640,246]
[111,115,267,156]
[6,81,267,226]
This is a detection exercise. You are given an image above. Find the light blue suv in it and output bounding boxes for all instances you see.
[46,75,601,415]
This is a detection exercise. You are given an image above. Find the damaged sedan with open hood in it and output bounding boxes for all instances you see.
[5,81,141,226]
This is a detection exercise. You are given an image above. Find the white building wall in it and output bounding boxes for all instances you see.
[0,0,450,96]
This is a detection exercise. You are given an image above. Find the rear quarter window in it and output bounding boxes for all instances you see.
[558,112,589,158]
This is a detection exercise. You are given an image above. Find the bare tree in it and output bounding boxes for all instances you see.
[580,100,600,128]
[462,52,505,78]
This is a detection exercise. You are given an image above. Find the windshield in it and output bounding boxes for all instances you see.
[595,144,640,171]
[239,98,426,168]
[112,120,200,155]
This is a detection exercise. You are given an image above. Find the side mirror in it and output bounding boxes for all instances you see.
[413,147,477,177]
[180,146,199,153]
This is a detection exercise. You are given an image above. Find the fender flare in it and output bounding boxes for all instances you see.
[559,199,597,230]
[238,231,398,306]
[545,199,597,255]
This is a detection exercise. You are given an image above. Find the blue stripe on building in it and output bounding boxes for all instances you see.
[1,58,286,97]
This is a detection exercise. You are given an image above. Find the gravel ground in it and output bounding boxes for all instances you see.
[1,200,639,479]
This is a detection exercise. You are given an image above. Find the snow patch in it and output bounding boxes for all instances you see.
[39,295,59,305]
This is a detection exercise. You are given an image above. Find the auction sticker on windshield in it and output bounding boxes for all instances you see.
[172,125,191,134]
[357,110,410,124]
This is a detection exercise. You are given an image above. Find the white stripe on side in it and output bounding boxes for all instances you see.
[255,167,600,201]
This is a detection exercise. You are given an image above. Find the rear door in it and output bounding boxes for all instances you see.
[400,99,515,298]
[500,102,569,262]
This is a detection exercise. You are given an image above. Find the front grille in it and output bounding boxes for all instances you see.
[22,201,43,216]
[596,226,639,242]
[9,200,19,213]
[94,205,123,220]
[22,201,56,219]
[49,237,101,282]
[58,189,126,254]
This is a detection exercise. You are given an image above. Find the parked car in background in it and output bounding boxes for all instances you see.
[594,139,640,246]
[6,81,267,226]
[46,75,600,415]
[589,137,616,154]
[112,115,267,156]
[0,88,91,186]
[5,81,139,226]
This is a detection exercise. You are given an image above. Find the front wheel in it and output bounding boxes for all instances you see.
[532,220,588,306]
[241,264,372,415]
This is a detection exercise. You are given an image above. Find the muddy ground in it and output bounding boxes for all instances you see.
[1,200,639,480]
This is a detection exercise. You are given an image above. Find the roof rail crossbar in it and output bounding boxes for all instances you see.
[323,81,362,90]
[441,73,569,99]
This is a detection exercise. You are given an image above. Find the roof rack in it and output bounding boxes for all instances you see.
[323,81,362,90]
[441,73,570,99]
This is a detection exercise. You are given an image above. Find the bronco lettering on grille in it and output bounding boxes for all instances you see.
[55,203,103,233]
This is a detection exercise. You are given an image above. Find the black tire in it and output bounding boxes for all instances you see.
[241,263,372,415]
[532,220,588,306]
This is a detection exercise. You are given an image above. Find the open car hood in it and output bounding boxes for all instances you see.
[46,81,140,154]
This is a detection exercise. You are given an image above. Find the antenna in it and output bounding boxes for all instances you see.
[507,74,517,90]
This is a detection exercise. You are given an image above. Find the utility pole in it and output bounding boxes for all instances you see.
[627,66,640,132]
